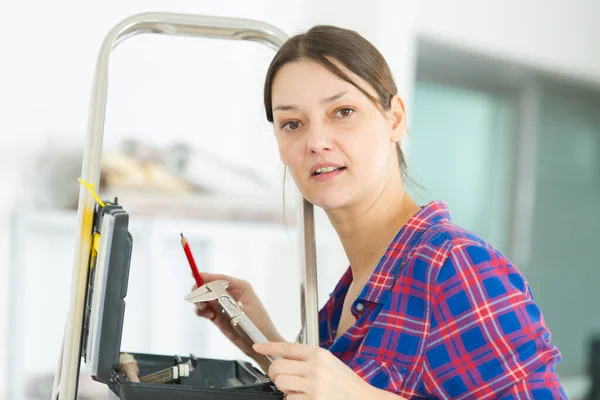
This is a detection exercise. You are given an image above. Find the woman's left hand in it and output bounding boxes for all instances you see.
[253,342,376,400]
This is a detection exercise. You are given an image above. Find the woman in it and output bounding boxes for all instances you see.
[193,25,565,399]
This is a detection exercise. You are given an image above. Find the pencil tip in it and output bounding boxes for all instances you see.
[180,233,183,237]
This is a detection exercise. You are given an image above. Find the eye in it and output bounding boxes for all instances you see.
[335,108,354,118]
[281,120,301,131]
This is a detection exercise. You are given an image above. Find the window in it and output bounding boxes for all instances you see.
[527,84,600,375]
[408,81,515,255]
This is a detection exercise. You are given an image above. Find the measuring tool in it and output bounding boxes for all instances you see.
[185,280,280,364]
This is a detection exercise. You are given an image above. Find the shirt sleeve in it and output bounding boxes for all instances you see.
[499,361,566,399]
[423,242,565,399]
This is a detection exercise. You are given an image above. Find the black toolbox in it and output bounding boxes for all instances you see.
[82,201,283,399]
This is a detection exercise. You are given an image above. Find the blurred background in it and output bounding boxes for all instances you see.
[1,0,599,399]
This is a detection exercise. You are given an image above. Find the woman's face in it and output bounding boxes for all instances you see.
[270,59,406,211]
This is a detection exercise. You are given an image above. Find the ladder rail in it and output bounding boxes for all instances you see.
[57,12,319,400]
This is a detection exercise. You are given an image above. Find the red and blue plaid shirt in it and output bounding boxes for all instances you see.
[318,201,565,399]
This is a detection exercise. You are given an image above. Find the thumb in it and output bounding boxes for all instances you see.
[199,271,234,282]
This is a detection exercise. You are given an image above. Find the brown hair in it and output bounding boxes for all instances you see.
[263,25,407,174]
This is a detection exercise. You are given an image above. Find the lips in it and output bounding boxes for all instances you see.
[310,163,346,177]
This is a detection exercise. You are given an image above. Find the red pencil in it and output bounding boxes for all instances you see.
[180,233,205,288]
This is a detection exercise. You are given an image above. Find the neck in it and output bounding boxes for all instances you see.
[325,177,420,284]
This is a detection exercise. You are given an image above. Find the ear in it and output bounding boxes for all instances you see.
[389,96,407,143]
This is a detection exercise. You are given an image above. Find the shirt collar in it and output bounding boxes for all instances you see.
[329,201,451,305]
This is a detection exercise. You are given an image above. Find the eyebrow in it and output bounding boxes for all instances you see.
[273,91,349,112]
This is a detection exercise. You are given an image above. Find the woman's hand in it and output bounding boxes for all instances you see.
[191,272,284,369]
[253,342,381,400]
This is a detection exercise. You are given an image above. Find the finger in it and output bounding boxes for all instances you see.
[268,359,310,380]
[253,342,313,361]
[199,272,234,282]
[272,375,309,395]
[195,301,219,320]
[196,297,221,315]
[194,307,215,320]
[285,394,308,400]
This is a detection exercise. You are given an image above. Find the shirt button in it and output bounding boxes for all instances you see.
[355,303,364,311]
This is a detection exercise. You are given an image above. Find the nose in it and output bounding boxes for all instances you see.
[306,123,333,154]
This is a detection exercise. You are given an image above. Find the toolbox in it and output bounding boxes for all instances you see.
[81,201,283,399]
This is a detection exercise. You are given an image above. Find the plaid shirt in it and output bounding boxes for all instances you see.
[318,201,565,399]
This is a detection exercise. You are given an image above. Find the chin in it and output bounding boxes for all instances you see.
[307,191,353,211]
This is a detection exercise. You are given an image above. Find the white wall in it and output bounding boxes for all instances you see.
[0,1,419,398]
[416,0,600,86]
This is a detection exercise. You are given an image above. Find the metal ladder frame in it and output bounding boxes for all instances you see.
[54,12,319,399]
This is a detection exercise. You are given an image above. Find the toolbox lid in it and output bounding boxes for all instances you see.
[81,200,133,384]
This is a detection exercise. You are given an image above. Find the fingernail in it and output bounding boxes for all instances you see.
[197,303,205,310]
[207,312,215,320]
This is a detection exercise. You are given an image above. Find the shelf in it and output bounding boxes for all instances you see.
[99,191,297,224]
